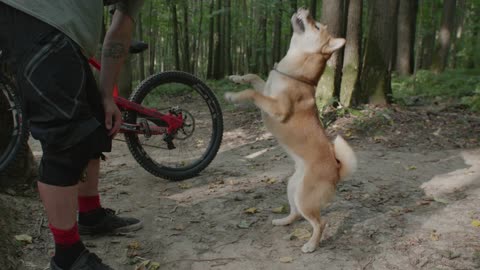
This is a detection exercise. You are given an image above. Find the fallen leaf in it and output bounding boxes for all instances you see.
[471,219,480,227]
[237,220,252,229]
[272,206,288,214]
[149,262,161,270]
[128,241,141,250]
[290,228,311,240]
[407,165,417,171]
[244,207,258,214]
[14,234,32,244]
[430,230,440,241]
[173,224,185,231]
[266,178,277,184]
[279,256,293,263]
[178,183,192,189]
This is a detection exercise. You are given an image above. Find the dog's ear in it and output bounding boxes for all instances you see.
[322,38,346,54]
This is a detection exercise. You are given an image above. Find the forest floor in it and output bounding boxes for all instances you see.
[5,101,480,270]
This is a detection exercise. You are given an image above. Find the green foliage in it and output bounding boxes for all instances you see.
[392,69,480,110]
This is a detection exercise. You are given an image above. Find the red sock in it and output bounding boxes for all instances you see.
[49,223,80,246]
[78,195,101,213]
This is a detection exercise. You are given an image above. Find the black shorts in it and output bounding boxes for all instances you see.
[0,3,112,186]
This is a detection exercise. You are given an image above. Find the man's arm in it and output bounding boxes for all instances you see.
[99,10,135,135]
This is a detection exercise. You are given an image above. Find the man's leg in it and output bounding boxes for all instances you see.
[77,157,143,235]
[37,182,86,269]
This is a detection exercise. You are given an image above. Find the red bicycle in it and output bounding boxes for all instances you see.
[0,53,223,181]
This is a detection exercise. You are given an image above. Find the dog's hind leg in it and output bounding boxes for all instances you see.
[296,171,334,253]
[228,74,265,92]
[272,160,303,226]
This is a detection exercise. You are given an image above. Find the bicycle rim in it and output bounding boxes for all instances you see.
[125,71,223,180]
[0,76,25,172]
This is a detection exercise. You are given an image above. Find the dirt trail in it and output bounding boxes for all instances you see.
[10,106,480,270]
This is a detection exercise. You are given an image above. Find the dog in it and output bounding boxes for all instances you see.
[224,8,357,253]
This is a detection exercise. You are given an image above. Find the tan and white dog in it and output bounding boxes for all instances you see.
[225,8,357,253]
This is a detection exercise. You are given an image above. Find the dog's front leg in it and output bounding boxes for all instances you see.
[228,74,266,92]
[225,90,292,122]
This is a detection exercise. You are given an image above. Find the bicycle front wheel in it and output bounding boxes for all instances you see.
[124,71,223,181]
[0,74,29,174]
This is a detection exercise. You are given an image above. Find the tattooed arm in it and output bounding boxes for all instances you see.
[99,9,135,135]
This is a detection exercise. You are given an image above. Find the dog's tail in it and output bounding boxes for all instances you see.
[333,136,357,180]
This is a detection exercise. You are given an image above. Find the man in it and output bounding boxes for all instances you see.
[0,1,144,269]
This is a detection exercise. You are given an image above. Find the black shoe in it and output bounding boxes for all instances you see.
[78,208,143,235]
[50,250,114,270]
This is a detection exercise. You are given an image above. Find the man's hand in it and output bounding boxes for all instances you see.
[103,97,122,136]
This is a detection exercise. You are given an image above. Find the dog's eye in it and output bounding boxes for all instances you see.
[314,24,320,30]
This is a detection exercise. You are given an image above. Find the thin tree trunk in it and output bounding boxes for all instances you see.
[449,0,466,68]
[317,0,345,109]
[272,0,283,66]
[225,0,233,75]
[182,2,191,73]
[358,0,399,105]
[171,3,181,71]
[340,0,362,107]
[310,0,318,19]
[395,0,418,75]
[431,0,457,73]
[213,0,224,79]
[136,12,145,81]
[193,0,204,75]
[207,0,215,78]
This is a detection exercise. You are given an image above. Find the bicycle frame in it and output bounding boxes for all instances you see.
[88,58,184,136]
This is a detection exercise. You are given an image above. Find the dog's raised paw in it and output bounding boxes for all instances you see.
[228,75,243,84]
[224,92,237,103]
[301,242,317,253]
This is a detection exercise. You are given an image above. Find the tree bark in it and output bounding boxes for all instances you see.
[213,0,225,79]
[395,0,418,75]
[358,0,399,105]
[272,0,283,66]
[136,12,145,81]
[339,0,362,108]
[449,0,466,68]
[431,0,457,73]
[182,2,191,73]
[171,3,181,71]
[310,0,318,19]
[225,0,233,75]
[316,0,345,109]
[207,0,215,78]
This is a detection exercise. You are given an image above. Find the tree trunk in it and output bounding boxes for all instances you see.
[225,0,233,75]
[272,0,283,66]
[431,0,457,73]
[310,0,318,19]
[213,0,225,79]
[316,0,345,109]
[358,0,399,105]
[136,12,145,81]
[339,0,362,108]
[148,1,157,75]
[449,0,466,68]
[193,0,204,75]
[395,0,418,75]
[182,2,191,73]
[207,0,215,78]
[118,57,132,97]
[171,3,181,71]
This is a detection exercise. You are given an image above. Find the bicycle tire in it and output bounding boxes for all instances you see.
[124,71,223,181]
[0,74,30,174]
